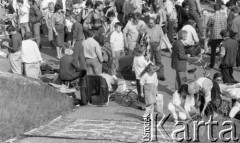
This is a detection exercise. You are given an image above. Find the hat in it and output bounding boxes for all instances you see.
[188,82,200,95]
[64,49,73,55]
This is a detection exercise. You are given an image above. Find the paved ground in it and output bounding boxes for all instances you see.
[1,3,240,143]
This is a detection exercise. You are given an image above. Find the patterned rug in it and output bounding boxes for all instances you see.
[23,117,175,143]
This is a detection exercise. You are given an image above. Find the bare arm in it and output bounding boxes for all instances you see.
[196,0,202,14]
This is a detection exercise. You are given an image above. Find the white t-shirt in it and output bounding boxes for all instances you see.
[140,72,158,87]
[110,31,124,52]
[133,56,150,79]
[19,5,29,23]
[110,17,119,33]
[181,25,199,46]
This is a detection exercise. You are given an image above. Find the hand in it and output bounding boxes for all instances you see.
[187,54,191,58]
[140,93,144,97]
[55,32,59,36]
[2,41,9,47]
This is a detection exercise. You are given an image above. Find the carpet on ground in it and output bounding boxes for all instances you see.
[23,117,175,143]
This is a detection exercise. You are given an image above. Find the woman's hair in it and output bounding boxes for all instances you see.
[107,11,115,18]
[104,0,110,6]
[213,72,223,81]
[54,4,63,13]
[132,12,141,25]
[94,1,103,9]
[86,0,94,8]
[6,25,16,33]
[178,84,189,99]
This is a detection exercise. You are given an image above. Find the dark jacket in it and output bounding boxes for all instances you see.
[220,38,238,68]
[59,55,81,80]
[171,40,188,72]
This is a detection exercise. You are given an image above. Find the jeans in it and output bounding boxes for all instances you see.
[30,22,41,46]
[209,39,222,68]
[111,49,125,75]
[150,42,164,78]
[86,58,102,75]
[20,22,30,38]
[188,10,203,37]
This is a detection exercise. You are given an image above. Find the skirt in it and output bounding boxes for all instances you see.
[144,84,157,106]
[54,24,65,47]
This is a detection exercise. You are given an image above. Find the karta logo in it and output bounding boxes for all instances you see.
[143,114,240,142]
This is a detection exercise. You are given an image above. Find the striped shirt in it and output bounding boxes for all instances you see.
[85,10,104,30]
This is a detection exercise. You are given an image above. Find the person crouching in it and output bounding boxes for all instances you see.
[59,49,87,84]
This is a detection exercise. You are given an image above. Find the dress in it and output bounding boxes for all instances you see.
[52,12,65,47]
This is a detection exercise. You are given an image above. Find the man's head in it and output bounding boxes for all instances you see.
[24,32,32,40]
[214,4,221,11]
[105,0,110,6]
[48,2,55,11]
[187,20,196,28]
[114,22,122,33]
[6,25,16,35]
[17,0,24,6]
[148,17,156,28]
[95,1,104,10]
[220,29,229,38]
[178,30,188,40]
[28,0,35,6]
[107,11,115,21]
[86,30,94,38]
[232,6,239,14]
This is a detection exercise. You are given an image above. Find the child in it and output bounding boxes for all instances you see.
[133,45,151,110]
[140,63,158,118]
[168,84,194,123]
[110,22,124,78]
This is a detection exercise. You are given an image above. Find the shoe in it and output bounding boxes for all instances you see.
[159,77,166,81]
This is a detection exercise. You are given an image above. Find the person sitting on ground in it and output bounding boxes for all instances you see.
[21,32,43,79]
[59,49,87,84]
[168,84,196,123]
[181,20,199,47]
[140,63,159,120]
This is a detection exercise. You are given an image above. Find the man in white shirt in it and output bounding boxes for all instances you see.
[21,32,43,79]
[181,20,199,46]
[17,0,30,38]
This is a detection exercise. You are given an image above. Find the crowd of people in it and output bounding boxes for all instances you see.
[1,0,240,121]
